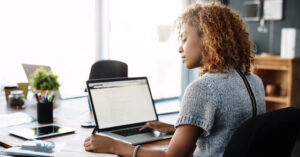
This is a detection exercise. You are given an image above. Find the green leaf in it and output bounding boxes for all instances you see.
[30,67,60,90]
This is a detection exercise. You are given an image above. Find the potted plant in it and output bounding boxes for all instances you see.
[30,67,60,104]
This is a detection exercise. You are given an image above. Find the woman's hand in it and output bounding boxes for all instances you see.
[84,134,116,153]
[139,121,175,133]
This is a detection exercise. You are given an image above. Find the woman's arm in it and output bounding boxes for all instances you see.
[84,124,202,157]
[139,121,176,133]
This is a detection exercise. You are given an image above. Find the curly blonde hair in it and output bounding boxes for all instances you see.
[177,2,255,75]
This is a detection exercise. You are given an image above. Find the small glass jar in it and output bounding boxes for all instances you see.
[8,90,25,109]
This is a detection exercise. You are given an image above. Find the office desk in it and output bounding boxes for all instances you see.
[0,96,178,156]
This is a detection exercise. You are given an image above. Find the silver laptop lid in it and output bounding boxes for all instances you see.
[22,63,51,81]
[87,77,158,131]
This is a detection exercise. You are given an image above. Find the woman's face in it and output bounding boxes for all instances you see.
[178,24,205,69]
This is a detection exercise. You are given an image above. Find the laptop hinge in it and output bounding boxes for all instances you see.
[92,127,99,134]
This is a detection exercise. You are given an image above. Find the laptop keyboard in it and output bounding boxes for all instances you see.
[112,127,153,137]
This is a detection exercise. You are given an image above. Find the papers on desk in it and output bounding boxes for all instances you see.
[56,137,118,157]
[55,152,118,157]
[0,112,34,128]
[1,142,64,157]
[1,140,117,157]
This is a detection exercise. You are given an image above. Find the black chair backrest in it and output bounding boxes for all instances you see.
[223,107,300,157]
[89,60,128,79]
[291,131,300,157]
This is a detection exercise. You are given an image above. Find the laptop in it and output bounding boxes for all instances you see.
[22,63,52,81]
[22,63,63,99]
[86,77,173,145]
[22,63,87,99]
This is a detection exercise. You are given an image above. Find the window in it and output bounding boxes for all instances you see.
[0,0,95,98]
[108,0,183,100]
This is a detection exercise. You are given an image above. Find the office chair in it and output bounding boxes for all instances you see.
[89,60,128,80]
[223,107,300,157]
[82,60,128,128]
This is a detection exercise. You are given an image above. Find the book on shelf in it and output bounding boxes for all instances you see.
[280,28,300,58]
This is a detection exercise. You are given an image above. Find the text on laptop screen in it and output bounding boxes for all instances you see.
[89,79,157,129]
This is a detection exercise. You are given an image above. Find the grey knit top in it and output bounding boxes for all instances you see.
[175,68,266,157]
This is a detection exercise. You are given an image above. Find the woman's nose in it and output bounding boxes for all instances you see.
[178,45,183,54]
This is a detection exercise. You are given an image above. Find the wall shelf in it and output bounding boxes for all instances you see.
[253,55,300,112]
[265,96,288,104]
[254,64,289,71]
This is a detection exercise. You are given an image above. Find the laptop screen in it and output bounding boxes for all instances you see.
[88,78,157,129]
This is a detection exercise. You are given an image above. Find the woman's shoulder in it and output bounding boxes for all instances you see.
[185,72,222,94]
[188,73,216,89]
[189,70,234,86]
[188,69,263,90]
[248,72,263,82]
[247,73,265,90]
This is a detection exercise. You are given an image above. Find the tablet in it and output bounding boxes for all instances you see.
[9,124,75,139]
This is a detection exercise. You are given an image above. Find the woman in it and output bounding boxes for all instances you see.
[84,2,265,157]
